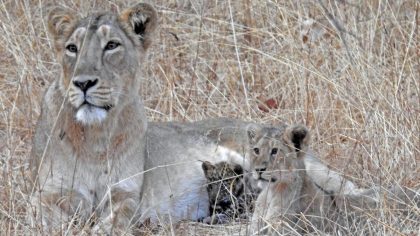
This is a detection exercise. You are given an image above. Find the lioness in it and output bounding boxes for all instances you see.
[29,3,249,233]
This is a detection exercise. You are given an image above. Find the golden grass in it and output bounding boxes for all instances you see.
[0,0,418,234]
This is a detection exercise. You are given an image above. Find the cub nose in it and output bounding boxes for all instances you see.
[255,167,267,178]
[219,198,232,208]
[255,167,267,173]
[73,78,98,93]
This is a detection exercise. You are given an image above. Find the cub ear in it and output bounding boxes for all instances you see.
[246,123,262,144]
[120,3,158,50]
[283,125,310,157]
[201,161,215,178]
[48,7,78,48]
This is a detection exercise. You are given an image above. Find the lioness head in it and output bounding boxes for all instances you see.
[247,124,309,183]
[48,3,157,125]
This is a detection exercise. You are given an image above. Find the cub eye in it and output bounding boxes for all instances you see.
[104,41,120,51]
[66,44,78,53]
[253,147,260,155]
[271,148,278,155]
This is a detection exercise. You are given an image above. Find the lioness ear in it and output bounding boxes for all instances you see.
[48,7,78,48]
[284,125,310,157]
[202,161,215,178]
[120,3,158,50]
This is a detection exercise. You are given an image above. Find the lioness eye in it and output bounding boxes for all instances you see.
[66,44,78,53]
[253,147,260,155]
[104,41,120,51]
[271,148,278,155]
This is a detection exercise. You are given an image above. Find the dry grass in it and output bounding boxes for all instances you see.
[0,0,419,235]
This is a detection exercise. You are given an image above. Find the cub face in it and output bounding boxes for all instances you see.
[246,124,309,184]
[48,3,157,124]
[202,161,245,218]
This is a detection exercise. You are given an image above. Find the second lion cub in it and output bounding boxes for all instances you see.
[201,161,255,224]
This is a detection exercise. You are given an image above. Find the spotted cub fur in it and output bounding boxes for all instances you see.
[201,161,257,224]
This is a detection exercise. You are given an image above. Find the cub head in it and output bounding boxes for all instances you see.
[247,124,309,183]
[48,3,157,125]
[202,161,244,214]
[245,124,285,176]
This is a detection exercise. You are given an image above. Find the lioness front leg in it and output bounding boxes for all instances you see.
[29,189,93,233]
[93,189,140,234]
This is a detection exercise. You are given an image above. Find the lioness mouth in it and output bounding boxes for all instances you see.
[80,101,113,111]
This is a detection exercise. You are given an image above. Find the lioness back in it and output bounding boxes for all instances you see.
[151,119,287,164]
[151,118,252,152]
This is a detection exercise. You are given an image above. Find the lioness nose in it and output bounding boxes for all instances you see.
[73,78,98,93]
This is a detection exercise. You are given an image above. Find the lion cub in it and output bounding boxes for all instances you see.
[250,125,322,234]
[201,161,256,224]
